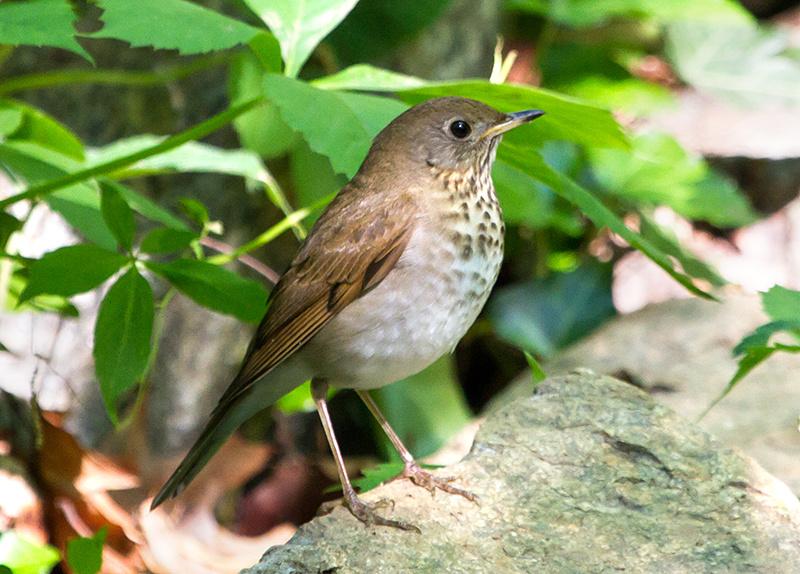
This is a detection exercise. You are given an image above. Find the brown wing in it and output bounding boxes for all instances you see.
[217,185,417,406]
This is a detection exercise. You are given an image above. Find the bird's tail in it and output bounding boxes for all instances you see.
[150,362,308,510]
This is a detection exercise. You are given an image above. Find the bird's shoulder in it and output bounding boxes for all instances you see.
[289,179,419,286]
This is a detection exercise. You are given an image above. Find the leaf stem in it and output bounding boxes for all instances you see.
[0,97,263,210]
[0,52,231,96]
[207,193,334,266]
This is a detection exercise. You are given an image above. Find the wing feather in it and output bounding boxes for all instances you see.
[211,187,416,410]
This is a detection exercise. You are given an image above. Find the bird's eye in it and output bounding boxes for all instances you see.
[449,120,472,139]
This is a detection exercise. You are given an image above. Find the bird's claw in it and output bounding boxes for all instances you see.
[402,461,478,502]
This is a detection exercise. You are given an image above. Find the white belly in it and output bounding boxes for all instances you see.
[302,212,503,389]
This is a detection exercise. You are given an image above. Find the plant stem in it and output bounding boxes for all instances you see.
[0,97,263,210]
[0,52,231,96]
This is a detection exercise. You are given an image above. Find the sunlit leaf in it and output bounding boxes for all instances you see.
[733,321,800,355]
[313,64,427,92]
[589,131,756,227]
[762,285,800,323]
[492,160,554,228]
[336,91,408,139]
[0,531,60,574]
[4,102,84,160]
[94,268,154,423]
[66,527,107,574]
[229,52,299,159]
[0,141,117,249]
[499,144,716,300]
[243,0,360,78]
[290,139,347,211]
[0,0,92,61]
[0,105,24,136]
[112,181,191,231]
[263,73,371,178]
[93,0,263,53]
[524,351,547,388]
[667,22,800,109]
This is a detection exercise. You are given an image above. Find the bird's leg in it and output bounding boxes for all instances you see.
[310,378,420,532]
[356,389,477,502]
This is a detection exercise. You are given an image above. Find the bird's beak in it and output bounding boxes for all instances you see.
[481,109,546,139]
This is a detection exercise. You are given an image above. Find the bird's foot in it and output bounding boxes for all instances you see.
[402,460,478,503]
[342,486,421,533]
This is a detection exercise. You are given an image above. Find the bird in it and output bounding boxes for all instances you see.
[151,96,545,531]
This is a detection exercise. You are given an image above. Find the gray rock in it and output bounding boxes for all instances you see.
[534,295,800,495]
[244,374,800,574]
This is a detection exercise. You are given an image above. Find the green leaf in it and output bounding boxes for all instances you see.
[66,527,107,574]
[178,198,209,226]
[248,32,283,73]
[146,259,269,323]
[524,351,547,389]
[733,320,800,355]
[312,64,427,92]
[335,91,409,140]
[351,462,405,493]
[243,0,360,78]
[489,262,615,356]
[140,228,197,254]
[637,214,725,288]
[373,355,471,459]
[112,181,191,231]
[48,186,118,251]
[276,380,316,413]
[5,102,84,161]
[492,160,553,228]
[399,81,629,151]
[93,0,263,54]
[499,144,716,300]
[0,99,263,212]
[0,0,92,61]
[667,23,800,109]
[263,73,371,178]
[0,141,117,249]
[700,342,800,420]
[100,181,135,252]
[6,263,79,317]
[290,139,347,211]
[91,137,285,212]
[506,0,753,27]
[0,103,24,137]
[19,245,128,303]
[589,132,756,227]
[94,268,154,423]
[762,285,800,323]
[229,52,299,158]
[0,531,59,574]
[0,212,23,252]
[557,77,677,115]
